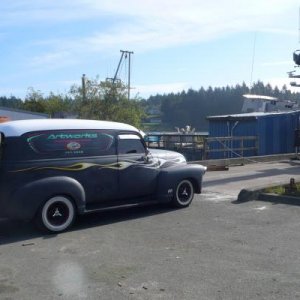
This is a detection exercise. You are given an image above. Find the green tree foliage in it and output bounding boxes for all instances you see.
[70,77,144,127]
[0,96,23,109]
[147,81,300,130]
[44,92,73,117]
[23,88,46,113]
[2,79,299,132]
[23,88,73,117]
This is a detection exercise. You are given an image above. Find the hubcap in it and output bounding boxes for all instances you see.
[46,202,70,227]
[52,208,63,217]
[178,182,192,203]
[182,188,189,196]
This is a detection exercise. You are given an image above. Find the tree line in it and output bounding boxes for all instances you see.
[1,79,300,130]
[0,78,144,128]
[143,81,300,130]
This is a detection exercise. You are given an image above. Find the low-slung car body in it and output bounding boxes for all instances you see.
[0,119,206,233]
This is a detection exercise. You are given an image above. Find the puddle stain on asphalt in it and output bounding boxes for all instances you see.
[201,192,234,202]
[0,267,19,295]
[0,282,19,294]
[254,206,268,211]
[52,261,87,298]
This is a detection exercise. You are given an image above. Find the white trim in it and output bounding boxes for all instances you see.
[118,134,140,140]
[243,94,278,101]
[42,196,74,232]
[0,119,139,137]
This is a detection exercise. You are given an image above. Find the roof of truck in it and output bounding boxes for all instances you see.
[0,119,140,137]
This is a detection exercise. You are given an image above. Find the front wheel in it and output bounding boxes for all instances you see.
[172,179,194,208]
[36,196,76,233]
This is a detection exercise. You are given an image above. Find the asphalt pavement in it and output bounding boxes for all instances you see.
[203,159,300,197]
[1,160,300,299]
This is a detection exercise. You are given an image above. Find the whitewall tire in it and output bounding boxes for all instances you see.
[37,196,76,233]
[172,179,194,208]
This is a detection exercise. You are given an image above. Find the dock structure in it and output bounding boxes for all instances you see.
[146,110,300,162]
[145,132,208,161]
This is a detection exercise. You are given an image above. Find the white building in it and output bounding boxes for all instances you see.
[0,106,48,122]
[242,94,299,113]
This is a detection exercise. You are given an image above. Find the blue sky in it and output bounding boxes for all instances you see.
[0,0,300,99]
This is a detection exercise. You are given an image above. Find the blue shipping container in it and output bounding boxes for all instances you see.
[207,111,300,159]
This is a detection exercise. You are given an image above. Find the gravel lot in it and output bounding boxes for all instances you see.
[1,160,300,300]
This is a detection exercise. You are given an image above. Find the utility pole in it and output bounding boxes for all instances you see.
[126,50,133,101]
[110,50,134,100]
[82,74,86,102]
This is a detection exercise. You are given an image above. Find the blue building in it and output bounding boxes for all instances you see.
[206,111,300,159]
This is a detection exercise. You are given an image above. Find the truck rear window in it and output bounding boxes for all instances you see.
[22,130,115,159]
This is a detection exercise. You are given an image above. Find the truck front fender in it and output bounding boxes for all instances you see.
[156,164,206,201]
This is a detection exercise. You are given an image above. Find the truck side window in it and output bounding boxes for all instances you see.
[118,134,145,155]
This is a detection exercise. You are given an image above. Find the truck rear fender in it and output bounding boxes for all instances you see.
[9,176,86,220]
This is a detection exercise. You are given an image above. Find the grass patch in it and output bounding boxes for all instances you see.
[263,182,300,197]
[264,185,285,194]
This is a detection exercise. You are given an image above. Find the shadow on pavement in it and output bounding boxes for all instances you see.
[204,164,300,188]
[0,204,175,246]
[232,193,300,207]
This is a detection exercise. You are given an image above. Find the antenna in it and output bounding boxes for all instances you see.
[299,6,300,43]
[249,32,257,92]
[298,6,300,43]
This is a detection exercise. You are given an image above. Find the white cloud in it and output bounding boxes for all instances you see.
[261,60,294,67]
[0,87,25,97]
[79,0,299,52]
[3,0,298,31]
[267,77,300,93]
[4,0,300,74]
[28,51,77,69]
[0,1,95,25]
[259,28,298,37]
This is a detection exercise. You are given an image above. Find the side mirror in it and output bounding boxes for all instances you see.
[143,155,150,163]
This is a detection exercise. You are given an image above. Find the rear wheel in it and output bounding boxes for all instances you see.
[36,196,76,233]
[172,179,194,208]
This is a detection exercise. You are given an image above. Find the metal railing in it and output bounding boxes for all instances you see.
[145,133,259,161]
[145,133,207,161]
[145,133,206,150]
[203,136,259,159]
